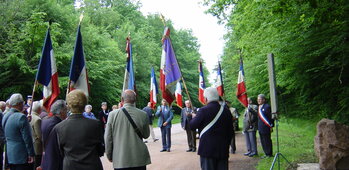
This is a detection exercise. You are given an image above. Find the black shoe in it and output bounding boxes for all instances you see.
[244,152,251,156]
[231,150,236,154]
[186,149,192,152]
[160,149,166,152]
[192,148,196,152]
[167,149,171,152]
[153,139,159,142]
[248,154,257,157]
[143,141,148,143]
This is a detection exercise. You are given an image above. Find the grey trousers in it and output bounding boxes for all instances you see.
[244,131,258,154]
[185,128,196,150]
[200,156,228,170]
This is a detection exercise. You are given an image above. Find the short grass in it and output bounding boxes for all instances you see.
[152,113,181,127]
[254,118,319,170]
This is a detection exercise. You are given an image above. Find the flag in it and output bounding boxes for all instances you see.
[36,29,60,111]
[122,36,135,91]
[237,57,248,107]
[69,25,89,97]
[198,61,206,104]
[216,62,224,97]
[175,81,183,108]
[160,27,182,105]
[150,67,158,109]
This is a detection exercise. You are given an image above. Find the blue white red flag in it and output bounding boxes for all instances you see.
[198,61,206,105]
[69,25,89,97]
[175,81,183,108]
[36,29,60,112]
[237,57,248,107]
[160,27,182,105]
[150,67,158,109]
[216,62,224,97]
[123,36,135,92]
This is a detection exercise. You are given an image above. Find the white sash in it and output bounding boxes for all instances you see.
[200,103,225,138]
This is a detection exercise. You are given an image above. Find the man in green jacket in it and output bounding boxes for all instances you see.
[105,90,151,170]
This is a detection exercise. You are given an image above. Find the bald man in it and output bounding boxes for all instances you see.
[105,90,151,170]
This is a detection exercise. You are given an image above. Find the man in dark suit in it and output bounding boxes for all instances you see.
[181,100,197,152]
[54,90,104,170]
[257,94,274,158]
[155,99,173,152]
[39,100,67,170]
[99,102,109,128]
[190,87,233,170]
[2,93,35,170]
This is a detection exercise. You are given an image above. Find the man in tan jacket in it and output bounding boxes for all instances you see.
[105,90,151,170]
[30,101,43,169]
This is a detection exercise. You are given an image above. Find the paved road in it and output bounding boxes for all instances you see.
[101,123,259,170]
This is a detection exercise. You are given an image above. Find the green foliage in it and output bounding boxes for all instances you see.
[256,118,319,170]
[0,0,203,111]
[204,0,349,124]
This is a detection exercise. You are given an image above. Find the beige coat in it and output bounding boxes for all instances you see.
[105,103,151,168]
[30,112,42,155]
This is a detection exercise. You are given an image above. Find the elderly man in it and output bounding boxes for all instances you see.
[243,98,258,157]
[83,105,96,119]
[105,90,151,170]
[40,100,67,170]
[29,101,43,169]
[156,99,174,152]
[257,94,274,158]
[54,90,104,170]
[142,102,158,143]
[2,93,35,170]
[190,87,233,170]
[181,100,197,152]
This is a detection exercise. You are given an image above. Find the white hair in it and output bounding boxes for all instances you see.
[50,100,67,115]
[258,94,266,99]
[204,87,219,103]
[32,101,41,113]
[9,93,24,106]
[85,104,92,110]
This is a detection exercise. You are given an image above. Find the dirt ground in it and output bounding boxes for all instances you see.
[101,123,259,170]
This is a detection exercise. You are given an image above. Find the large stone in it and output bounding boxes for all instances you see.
[314,118,349,170]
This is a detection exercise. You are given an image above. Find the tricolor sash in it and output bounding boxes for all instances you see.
[258,105,272,128]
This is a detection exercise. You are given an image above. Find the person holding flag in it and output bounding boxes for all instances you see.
[198,60,206,105]
[181,100,197,152]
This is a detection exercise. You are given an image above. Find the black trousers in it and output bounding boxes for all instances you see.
[200,156,228,170]
[259,132,273,156]
[9,163,33,170]
[230,130,236,152]
[34,155,42,169]
[115,166,146,170]
[185,128,196,150]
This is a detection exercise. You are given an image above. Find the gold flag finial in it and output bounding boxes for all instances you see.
[79,13,84,25]
[160,14,166,26]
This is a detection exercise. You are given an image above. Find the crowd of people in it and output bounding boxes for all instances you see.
[0,87,274,170]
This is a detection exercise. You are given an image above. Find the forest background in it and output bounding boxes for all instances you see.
[1,0,348,125]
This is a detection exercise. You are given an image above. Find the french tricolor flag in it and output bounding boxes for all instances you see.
[216,62,224,97]
[198,61,206,105]
[122,36,135,92]
[150,67,158,109]
[236,57,248,107]
[69,25,89,97]
[175,81,183,108]
[36,29,60,111]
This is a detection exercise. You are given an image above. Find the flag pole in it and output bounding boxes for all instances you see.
[160,14,195,110]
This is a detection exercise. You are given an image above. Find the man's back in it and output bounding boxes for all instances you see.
[190,102,233,159]
[105,103,151,169]
[3,109,34,164]
[55,114,104,170]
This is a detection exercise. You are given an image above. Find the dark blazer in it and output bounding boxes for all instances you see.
[41,116,63,170]
[190,101,233,159]
[257,103,274,134]
[2,108,35,164]
[55,114,104,170]
[99,110,109,125]
[155,106,173,128]
[142,106,154,125]
[180,107,196,130]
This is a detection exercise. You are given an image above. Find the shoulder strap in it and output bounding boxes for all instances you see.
[121,108,143,139]
[200,103,225,138]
